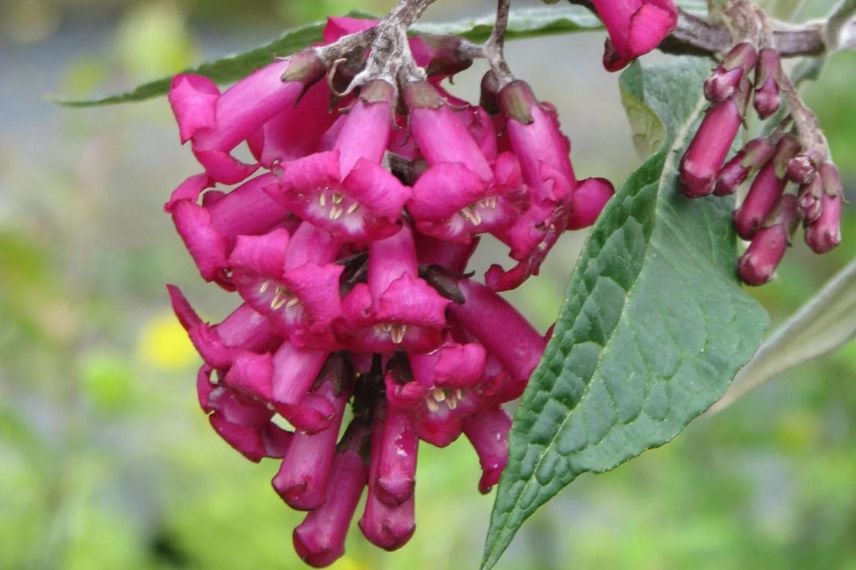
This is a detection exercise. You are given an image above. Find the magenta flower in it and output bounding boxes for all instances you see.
[273,355,352,510]
[293,420,370,568]
[463,408,511,494]
[169,51,326,184]
[337,225,450,353]
[385,339,488,447]
[270,80,411,242]
[197,365,292,462]
[228,223,344,349]
[591,0,678,72]
[359,403,416,551]
[372,404,419,506]
[165,172,290,286]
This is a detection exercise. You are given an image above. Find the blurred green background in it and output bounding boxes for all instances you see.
[0,0,853,569]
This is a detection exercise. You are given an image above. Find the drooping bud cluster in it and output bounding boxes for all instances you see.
[590,0,678,72]
[680,41,844,286]
[164,17,613,567]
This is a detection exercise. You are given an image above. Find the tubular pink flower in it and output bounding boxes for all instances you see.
[169,51,326,184]
[592,0,678,72]
[373,405,419,506]
[292,420,370,568]
[359,407,416,551]
[166,172,289,285]
[409,161,517,243]
[565,177,615,230]
[249,80,338,169]
[738,194,799,286]
[338,226,450,353]
[273,356,352,510]
[680,92,747,198]
[403,81,493,182]
[168,285,278,370]
[271,342,333,433]
[270,81,410,242]
[197,365,290,462]
[463,407,511,494]
[229,223,344,349]
[805,162,843,253]
[734,136,800,240]
[498,80,576,207]
[389,341,488,447]
[448,280,545,394]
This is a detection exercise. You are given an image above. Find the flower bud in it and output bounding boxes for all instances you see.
[786,153,818,185]
[797,175,823,223]
[714,137,776,196]
[804,162,843,253]
[753,48,781,120]
[734,135,799,240]
[292,420,370,568]
[680,89,748,197]
[738,194,799,286]
[704,42,758,103]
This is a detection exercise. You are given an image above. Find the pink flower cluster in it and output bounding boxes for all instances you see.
[164,18,613,567]
[679,42,843,285]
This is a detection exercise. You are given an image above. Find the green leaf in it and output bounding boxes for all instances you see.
[56,2,709,107]
[55,19,326,106]
[481,57,768,570]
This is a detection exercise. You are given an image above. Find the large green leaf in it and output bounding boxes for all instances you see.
[56,2,708,106]
[481,57,768,569]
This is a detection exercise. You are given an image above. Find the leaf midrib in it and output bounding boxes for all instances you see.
[484,88,709,567]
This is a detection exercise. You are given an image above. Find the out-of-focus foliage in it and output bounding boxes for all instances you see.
[0,1,853,569]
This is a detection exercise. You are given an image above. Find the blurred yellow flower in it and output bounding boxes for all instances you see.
[138,313,196,370]
[329,556,368,570]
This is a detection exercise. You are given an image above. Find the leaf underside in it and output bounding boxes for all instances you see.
[481,57,768,569]
[55,1,708,106]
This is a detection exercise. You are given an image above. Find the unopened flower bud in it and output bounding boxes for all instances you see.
[738,194,799,286]
[786,153,818,185]
[704,42,758,103]
[805,162,843,253]
[714,137,776,196]
[753,48,781,120]
[680,90,748,197]
[797,175,823,223]
[734,135,799,239]
[292,420,370,568]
